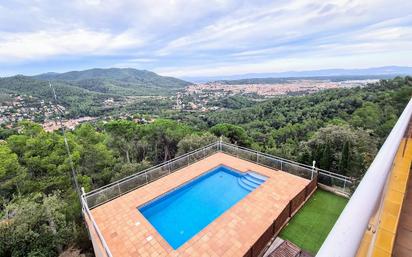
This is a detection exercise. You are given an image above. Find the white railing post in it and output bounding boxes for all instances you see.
[168,160,171,174]
[311,160,316,180]
[81,187,86,211]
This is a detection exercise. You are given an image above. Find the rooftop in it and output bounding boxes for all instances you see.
[90,152,310,257]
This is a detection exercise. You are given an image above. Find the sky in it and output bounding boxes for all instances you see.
[0,0,412,78]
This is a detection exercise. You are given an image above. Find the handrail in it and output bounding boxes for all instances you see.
[224,143,351,180]
[85,141,219,196]
[221,142,313,176]
[221,142,353,182]
[316,98,412,257]
[85,140,354,207]
[81,195,113,257]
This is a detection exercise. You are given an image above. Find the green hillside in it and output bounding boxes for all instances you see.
[0,76,119,116]
[33,68,191,95]
[0,68,192,116]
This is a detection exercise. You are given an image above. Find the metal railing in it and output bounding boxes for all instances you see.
[316,98,412,257]
[84,142,219,209]
[220,142,353,196]
[84,141,354,209]
[81,140,355,257]
[81,194,113,257]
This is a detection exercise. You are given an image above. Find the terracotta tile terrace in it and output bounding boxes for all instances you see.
[90,152,310,257]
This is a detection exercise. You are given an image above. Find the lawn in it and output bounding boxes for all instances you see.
[279,189,348,255]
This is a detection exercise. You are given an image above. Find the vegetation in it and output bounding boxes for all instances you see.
[0,193,82,257]
[0,68,191,117]
[207,95,258,109]
[0,76,410,256]
[177,76,412,177]
[279,189,348,254]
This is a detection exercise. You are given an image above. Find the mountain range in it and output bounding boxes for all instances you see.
[1,66,411,116]
[183,66,412,82]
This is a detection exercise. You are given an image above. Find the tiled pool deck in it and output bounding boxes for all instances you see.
[90,152,310,257]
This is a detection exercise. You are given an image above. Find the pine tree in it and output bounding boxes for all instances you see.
[320,143,332,170]
[339,141,350,175]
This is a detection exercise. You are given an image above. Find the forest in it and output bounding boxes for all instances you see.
[0,76,411,256]
[0,68,191,118]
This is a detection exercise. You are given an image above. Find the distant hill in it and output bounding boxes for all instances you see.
[0,68,193,96]
[183,66,412,83]
[0,68,192,116]
[33,68,192,95]
[0,75,120,116]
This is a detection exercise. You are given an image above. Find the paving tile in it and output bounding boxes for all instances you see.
[87,153,310,256]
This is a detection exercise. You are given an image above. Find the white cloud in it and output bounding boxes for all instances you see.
[0,29,144,61]
[0,0,411,75]
[156,50,412,78]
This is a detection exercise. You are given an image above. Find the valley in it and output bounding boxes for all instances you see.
[0,68,386,132]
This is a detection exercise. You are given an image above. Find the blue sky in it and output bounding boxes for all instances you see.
[0,0,411,78]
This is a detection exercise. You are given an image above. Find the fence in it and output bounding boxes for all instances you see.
[220,142,353,196]
[81,194,113,257]
[243,176,318,257]
[81,141,354,257]
[84,142,219,209]
[84,141,353,209]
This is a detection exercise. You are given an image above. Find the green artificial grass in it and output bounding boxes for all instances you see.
[279,189,348,255]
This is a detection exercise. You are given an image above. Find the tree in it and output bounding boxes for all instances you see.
[6,123,81,195]
[0,142,26,202]
[320,143,332,170]
[209,123,251,146]
[104,120,140,163]
[350,102,381,130]
[0,127,17,140]
[300,125,377,177]
[0,193,74,257]
[143,119,191,162]
[176,132,219,155]
[339,141,351,175]
[74,123,115,187]
[110,161,152,182]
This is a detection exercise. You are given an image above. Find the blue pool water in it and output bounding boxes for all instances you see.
[138,165,267,249]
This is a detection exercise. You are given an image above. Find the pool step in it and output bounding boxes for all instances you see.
[240,177,260,189]
[244,173,265,184]
[246,172,268,182]
[237,172,267,191]
[238,177,255,191]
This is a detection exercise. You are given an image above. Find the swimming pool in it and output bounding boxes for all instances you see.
[138,165,267,249]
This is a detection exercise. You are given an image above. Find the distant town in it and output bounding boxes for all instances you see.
[0,94,64,127]
[0,78,379,131]
[174,79,378,111]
